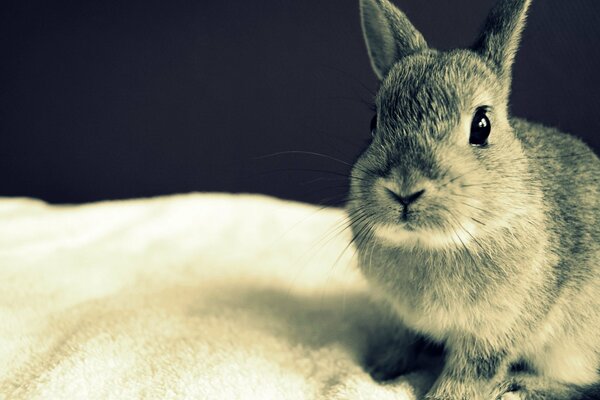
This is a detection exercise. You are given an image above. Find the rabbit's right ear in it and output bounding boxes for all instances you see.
[360,0,428,80]
[473,0,532,85]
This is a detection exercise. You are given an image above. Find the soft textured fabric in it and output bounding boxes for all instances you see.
[0,193,435,399]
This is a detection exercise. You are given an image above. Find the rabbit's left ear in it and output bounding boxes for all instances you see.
[360,0,428,80]
[473,0,532,85]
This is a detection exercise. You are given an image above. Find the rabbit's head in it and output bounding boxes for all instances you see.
[348,0,542,250]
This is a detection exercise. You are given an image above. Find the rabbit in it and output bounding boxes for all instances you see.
[346,0,600,399]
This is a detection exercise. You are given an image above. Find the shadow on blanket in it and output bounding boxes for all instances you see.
[3,281,440,399]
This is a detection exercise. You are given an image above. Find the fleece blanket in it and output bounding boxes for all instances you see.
[0,193,438,400]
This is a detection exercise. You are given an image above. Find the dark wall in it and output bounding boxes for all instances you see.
[2,0,599,204]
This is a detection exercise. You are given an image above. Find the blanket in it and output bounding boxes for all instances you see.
[0,193,436,399]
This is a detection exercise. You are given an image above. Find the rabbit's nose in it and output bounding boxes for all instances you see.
[386,188,425,206]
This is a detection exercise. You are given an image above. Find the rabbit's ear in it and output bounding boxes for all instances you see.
[360,0,428,80]
[473,0,532,84]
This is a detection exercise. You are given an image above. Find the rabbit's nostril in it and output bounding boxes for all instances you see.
[386,188,425,206]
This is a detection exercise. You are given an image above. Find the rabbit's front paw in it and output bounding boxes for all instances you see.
[425,377,489,400]
[365,354,413,382]
[364,346,415,381]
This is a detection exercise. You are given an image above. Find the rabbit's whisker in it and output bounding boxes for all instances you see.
[456,200,491,215]
[253,150,374,176]
[329,215,374,273]
[449,212,487,254]
[449,222,479,265]
[439,165,482,188]
[247,167,371,183]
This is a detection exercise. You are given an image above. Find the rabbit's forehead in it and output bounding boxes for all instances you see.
[377,52,495,132]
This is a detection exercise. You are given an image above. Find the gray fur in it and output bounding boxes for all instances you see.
[349,1,600,399]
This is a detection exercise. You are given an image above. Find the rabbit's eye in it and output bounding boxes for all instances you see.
[469,108,491,146]
[370,115,377,137]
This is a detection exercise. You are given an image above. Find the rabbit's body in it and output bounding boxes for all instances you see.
[357,118,600,384]
[348,1,600,398]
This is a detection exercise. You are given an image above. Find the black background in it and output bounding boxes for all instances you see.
[2,0,599,205]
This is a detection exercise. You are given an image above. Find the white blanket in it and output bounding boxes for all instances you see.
[0,193,436,399]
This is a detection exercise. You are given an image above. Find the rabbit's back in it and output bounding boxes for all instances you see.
[512,118,600,384]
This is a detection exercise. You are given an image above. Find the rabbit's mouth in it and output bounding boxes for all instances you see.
[371,219,478,250]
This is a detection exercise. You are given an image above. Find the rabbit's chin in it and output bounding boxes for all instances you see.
[372,220,478,250]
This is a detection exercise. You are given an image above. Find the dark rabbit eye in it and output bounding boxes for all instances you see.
[370,115,377,137]
[469,108,491,146]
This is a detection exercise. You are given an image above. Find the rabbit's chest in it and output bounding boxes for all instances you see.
[388,291,501,341]
[363,248,511,340]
